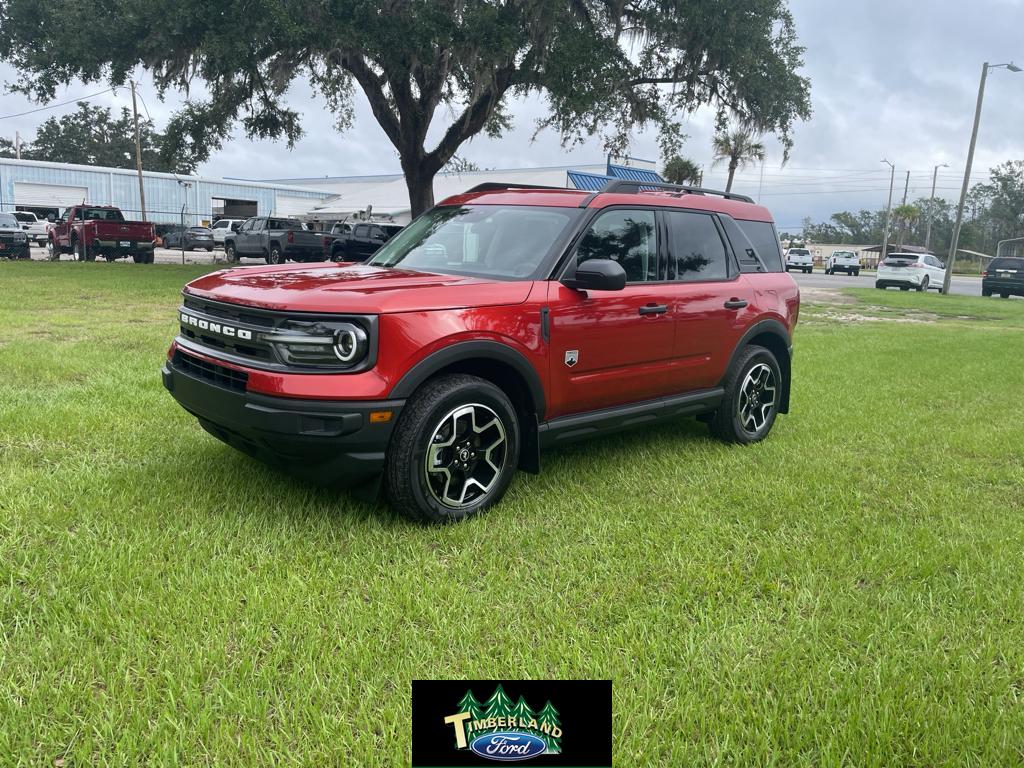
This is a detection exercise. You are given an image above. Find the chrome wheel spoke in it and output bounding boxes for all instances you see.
[424,403,507,509]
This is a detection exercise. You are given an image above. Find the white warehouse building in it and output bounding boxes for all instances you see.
[0,157,335,227]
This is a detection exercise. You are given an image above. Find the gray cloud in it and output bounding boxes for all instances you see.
[2,0,1023,231]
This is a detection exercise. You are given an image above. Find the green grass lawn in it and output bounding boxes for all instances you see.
[2,262,1024,766]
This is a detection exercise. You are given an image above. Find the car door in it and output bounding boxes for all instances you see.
[661,209,753,393]
[237,218,262,254]
[546,207,677,418]
[351,224,371,260]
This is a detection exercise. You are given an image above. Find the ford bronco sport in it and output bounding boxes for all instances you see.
[163,180,799,522]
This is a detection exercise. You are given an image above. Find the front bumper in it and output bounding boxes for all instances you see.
[0,241,31,258]
[162,353,403,486]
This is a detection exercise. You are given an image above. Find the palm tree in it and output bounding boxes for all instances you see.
[661,156,702,186]
[712,127,766,192]
[893,203,921,250]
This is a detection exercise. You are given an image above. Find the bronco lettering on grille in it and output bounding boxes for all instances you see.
[179,311,253,340]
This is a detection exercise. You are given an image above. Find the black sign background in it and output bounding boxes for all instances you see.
[411,680,612,767]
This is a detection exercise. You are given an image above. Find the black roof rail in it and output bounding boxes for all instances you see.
[599,179,755,204]
[464,182,574,194]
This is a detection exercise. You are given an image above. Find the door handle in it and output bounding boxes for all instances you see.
[638,303,669,316]
[724,298,748,310]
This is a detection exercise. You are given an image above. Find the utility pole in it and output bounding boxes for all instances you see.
[757,158,766,203]
[945,61,1021,295]
[14,131,21,160]
[879,159,896,267]
[896,170,911,250]
[924,163,948,253]
[130,80,147,221]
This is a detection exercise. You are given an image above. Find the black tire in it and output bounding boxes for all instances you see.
[73,239,95,262]
[854,269,860,276]
[225,242,238,262]
[982,288,992,297]
[917,276,929,292]
[900,286,910,291]
[207,247,214,252]
[384,374,520,523]
[1001,293,1009,299]
[266,245,284,265]
[805,268,812,274]
[876,281,884,289]
[707,345,782,445]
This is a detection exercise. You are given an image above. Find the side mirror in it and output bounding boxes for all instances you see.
[562,259,627,291]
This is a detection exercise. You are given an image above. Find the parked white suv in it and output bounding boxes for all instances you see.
[876,252,946,292]
[825,250,861,276]
[784,247,814,273]
[210,218,246,247]
[12,211,48,246]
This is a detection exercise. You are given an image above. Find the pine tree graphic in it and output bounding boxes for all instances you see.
[510,694,535,726]
[457,689,486,722]
[537,700,562,754]
[482,684,515,721]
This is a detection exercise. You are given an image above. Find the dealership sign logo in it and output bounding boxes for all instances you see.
[179,311,252,340]
[444,685,562,761]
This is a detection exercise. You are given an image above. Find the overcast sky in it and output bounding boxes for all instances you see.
[2,0,1023,231]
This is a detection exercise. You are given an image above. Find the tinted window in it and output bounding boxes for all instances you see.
[576,209,657,282]
[369,205,582,280]
[13,212,33,222]
[666,211,728,281]
[738,220,784,272]
[991,257,1024,270]
[354,224,370,238]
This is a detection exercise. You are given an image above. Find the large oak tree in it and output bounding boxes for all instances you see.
[0,0,811,217]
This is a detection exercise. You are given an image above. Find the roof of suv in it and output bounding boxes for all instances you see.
[440,185,775,223]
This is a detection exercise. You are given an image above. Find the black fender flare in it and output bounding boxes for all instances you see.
[723,319,793,413]
[391,340,546,420]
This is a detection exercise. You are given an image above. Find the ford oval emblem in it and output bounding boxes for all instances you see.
[469,732,546,761]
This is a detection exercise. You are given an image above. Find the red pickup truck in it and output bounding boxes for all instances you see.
[48,205,156,263]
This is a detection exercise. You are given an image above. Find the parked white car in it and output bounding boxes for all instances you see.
[784,247,813,273]
[12,211,48,246]
[210,218,246,247]
[876,252,946,292]
[825,250,861,276]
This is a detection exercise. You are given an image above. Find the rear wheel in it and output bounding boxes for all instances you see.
[854,269,860,276]
[875,281,885,289]
[707,345,781,445]
[917,276,929,292]
[385,374,520,523]
[1001,293,1009,299]
[266,246,284,265]
[982,287,992,297]
[73,239,95,262]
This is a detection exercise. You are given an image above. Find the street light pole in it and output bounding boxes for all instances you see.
[923,162,948,253]
[944,61,1021,295]
[879,159,896,267]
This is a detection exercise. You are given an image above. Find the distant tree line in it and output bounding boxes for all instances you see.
[0,101,204,174]
[795,160,1024,256]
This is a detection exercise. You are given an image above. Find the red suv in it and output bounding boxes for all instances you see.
[162,181,799,522]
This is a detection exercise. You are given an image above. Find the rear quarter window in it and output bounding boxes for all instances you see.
[736,220,784,272]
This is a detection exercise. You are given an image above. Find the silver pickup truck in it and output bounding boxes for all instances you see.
[223,216,327,264]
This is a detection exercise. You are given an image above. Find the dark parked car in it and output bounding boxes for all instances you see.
[163,227,215,251]
[328,221,404,261]
[982,257,1024,298]
[224,217,326,263]
[0,212,31,259]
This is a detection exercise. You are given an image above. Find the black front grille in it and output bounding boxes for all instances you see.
[174,350,248,392]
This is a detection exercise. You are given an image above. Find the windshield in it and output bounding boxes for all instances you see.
[833,251,855,258]
[368,205,583,279]
[0,213,18,228]
[788,249,810,256]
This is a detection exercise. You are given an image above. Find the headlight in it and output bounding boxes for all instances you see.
[261,320,369,369]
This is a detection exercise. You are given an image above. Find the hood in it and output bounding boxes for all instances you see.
[183,262,535,314]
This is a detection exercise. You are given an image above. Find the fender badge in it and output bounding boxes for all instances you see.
[564,350,579,367]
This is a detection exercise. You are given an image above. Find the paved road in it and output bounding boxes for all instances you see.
[26,245,265,266]
[790,269,992,298]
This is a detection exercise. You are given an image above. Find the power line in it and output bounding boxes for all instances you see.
[0,87,117,121]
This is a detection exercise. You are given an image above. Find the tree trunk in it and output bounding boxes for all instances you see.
[726,161,738,192]
[403,158,438,219]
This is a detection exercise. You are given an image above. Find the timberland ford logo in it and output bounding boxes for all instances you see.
[444,685,562,761]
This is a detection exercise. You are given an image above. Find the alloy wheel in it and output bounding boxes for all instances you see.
[738,363,777,434]
[423,403,507,508]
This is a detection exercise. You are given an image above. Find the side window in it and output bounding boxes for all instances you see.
[666,211,729,281]
[354,224,370,238]
[575,209,657,283]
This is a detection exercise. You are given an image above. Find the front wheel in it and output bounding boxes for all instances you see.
[225,243,238,262]
[707,345,781,445]
[385,374,520,523]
